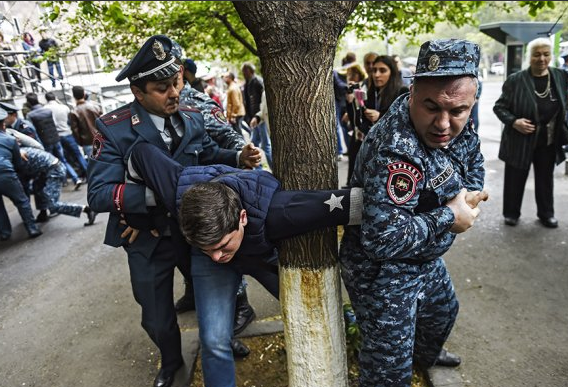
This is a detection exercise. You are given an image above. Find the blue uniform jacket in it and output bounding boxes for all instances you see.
[175,164,281,259]
[87,100,239,258]
[0,131,22,174]
[341,94,484,272]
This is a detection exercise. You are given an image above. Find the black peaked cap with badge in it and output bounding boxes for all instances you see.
[115,35,181,83]
[414,38,480,78]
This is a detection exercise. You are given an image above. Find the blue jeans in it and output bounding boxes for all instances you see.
[60,134,88,176]
[251,122,273,170]
[44,141,80,184]
[191,250,241,387]
[47,60,63,86]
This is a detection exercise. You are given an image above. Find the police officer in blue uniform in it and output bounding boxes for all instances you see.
[339,39,489,386]
[0,101,43,145]
[0,107,42,241]
[87,35,259,387]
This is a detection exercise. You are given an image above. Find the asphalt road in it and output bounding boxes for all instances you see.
[1,79,567,387]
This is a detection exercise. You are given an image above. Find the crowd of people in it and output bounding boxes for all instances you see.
[0,85,100,241]
[0,30,65,98]
[2,30,567,387]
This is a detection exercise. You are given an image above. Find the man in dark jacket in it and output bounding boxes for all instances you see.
[126,141,362,386]
[241,62,264,125]
[25,92,84,192]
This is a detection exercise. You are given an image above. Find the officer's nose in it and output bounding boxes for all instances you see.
[434,111,451,131]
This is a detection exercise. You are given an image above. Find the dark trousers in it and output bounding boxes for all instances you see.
[503,144,556,220]
[127,231,191,373]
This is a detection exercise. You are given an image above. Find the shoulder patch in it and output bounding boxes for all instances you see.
[386,162,423,205]
[91,131,106,160]
[101,109,131,126]
[211,106,228,124]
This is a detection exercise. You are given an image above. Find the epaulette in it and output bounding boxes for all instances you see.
[101,107,132,126]
[179,104,200,114]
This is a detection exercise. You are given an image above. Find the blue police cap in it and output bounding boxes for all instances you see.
[414,39,480,78]
[115,35,181,82]
[0,101,18,114]
[0,107,7,121]
[170,39,185,61]
[184,58,197,74]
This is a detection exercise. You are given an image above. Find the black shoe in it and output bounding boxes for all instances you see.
[539,217,558,228]
[28,229,43,239]
[435,349,461,367]
[36,210,49,223]
[83,206,97,226]
[174,294,196,313]
[74,179,84,191]
[504,217,518,226]
[1,234,11,241]
[231,338,250,358]
[234,292,256,335]
[153,364,181,387]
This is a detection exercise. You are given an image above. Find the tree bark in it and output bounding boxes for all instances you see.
[233,2,359,385]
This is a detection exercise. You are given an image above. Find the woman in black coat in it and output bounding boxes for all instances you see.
[493,37,568,228]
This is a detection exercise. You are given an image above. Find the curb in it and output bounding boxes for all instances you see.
[426,366,464,387]
[176,319,285,387]
[177,319,464,387]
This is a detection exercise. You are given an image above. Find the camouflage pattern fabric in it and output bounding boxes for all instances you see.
[339,93,484,386]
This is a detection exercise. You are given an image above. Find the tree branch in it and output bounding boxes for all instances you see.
[213,11,258,56]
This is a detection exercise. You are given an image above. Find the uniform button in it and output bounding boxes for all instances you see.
[166,212,171,217]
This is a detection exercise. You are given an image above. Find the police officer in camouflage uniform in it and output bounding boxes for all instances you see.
[17,146,97,226]
[0,107,42,240]
[339,39,489,386]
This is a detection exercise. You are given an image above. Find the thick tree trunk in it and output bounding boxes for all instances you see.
[233,2,359,385]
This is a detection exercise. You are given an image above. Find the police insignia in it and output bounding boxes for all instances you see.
[131,114,140,125]
[211,106,228,124]
[91,132,105,159]
[152,40,167,61]
[428,54,440,71]
[387,162,423,205]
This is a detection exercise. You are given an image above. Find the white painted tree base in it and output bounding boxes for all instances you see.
[280,265,348,387]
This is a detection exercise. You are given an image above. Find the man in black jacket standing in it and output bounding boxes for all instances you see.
[241,62,264,126]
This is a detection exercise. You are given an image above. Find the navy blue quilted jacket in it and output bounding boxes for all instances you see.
[176,164,281,258]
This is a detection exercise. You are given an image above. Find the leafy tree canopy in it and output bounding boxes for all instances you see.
[43,1,558,72]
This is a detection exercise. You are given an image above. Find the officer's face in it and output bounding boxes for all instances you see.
[199,210,247,264]
[4,113,16,126]
[132,73,181,117]
[409,76,477,149]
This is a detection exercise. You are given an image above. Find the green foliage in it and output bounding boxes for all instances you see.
[41,1,560,73]
[344,1,485,45]
[42,1,258,71]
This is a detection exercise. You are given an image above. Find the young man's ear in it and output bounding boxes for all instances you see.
[239,209,248,227]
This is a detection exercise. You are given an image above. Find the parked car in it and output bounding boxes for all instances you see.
[490,62,505,75]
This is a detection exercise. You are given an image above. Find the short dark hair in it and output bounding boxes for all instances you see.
[45,92,56,101]
[72,86,85,100]
[25,92,40,107]
[179,182,243,248]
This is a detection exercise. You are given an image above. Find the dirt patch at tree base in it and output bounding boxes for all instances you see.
[189,332,428,387]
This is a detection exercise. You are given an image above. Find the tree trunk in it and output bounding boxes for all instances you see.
[233,2,359,385]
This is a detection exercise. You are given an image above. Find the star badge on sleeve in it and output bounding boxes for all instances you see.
[324,193,344,212]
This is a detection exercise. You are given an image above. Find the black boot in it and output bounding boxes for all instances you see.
[231,339,250,358]
[234,290,256,335]
[174,280,196,313]
[83,206,98,226]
